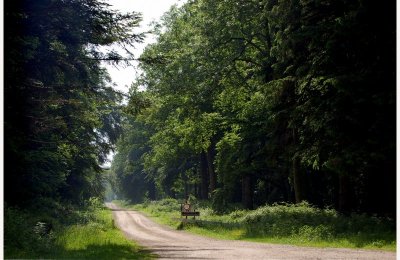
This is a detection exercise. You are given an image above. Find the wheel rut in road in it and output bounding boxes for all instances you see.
[106,203,395,260]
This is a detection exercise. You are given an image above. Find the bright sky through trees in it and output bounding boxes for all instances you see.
[105,0,186,93]
[102,0,186,167]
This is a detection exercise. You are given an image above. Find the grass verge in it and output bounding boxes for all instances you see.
[114,199,395,251]
[5,203,155,259]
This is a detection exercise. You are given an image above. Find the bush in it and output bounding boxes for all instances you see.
[158,198,179,208]
[211,188,229,214]
[297,225,334,241]
[5,198,112,258]
[238,202,394,244]
[4,207,56,257]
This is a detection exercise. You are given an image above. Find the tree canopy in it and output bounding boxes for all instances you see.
[110,0,395,216]
[4,0,143,207]
[5,0,395,218]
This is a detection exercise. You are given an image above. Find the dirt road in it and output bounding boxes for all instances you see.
[106,203,395,259]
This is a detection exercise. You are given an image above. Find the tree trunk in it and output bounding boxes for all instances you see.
[147,180,156,200]
[206,147,216,193]
[338,174,351,213]
[194,182,199,199]
[242,175,253,209]
[183,173,188,199]
[199,152,209,199]
[293,156,307,203]
[292,128,307,204]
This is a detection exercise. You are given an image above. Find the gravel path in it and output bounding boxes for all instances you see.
[106,203,395,260]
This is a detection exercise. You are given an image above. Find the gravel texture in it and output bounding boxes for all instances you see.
[106,203,395,260]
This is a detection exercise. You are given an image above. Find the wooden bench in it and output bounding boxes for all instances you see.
[181,202,200,219]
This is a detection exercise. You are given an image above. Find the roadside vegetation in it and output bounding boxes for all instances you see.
[4,199,154,259]
[115,199,395,251]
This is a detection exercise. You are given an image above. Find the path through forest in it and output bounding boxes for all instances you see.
[106,203,395,259]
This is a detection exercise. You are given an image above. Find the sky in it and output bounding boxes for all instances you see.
[105,0,186,93]
[102,0,186,167]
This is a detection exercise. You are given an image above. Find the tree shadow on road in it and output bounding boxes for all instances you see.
[7,243,157,259]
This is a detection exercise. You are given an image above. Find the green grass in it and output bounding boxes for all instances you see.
[115,199,396,251]
[51,207,155,259]
[5,205,155,259]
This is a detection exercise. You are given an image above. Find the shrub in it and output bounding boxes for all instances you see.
[238,202,394,244]
[211,188,229,214]
[4,207,56,257]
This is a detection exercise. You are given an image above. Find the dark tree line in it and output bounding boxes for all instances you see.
[111,0,395,217]
[4,0,142,208]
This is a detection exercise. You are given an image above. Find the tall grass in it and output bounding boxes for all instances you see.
[5,201,155,259]
[52,207,154,259]
[116,199,395,251]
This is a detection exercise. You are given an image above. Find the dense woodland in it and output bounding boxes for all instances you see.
[4,0,142,209]
[4,0,395,222]
[4,0,395,257]
[110,0,395,217]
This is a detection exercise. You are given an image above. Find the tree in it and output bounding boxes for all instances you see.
[110,0,395,216]
[4,0,143,207]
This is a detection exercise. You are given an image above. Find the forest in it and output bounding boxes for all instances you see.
[3,0,396,257]
[110,0,395,217]
[4,0,150,257]
[4,0,144,208]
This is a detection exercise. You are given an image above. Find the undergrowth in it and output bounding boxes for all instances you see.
[115,199,395,251]
[4,198,154,259]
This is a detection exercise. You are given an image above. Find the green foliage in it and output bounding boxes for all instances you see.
[110,115,156,202]
[211,188,229,214]
[240,202,395,248]
[53,208,154,259]
[4,207,55,257]
[5,0,143,208]
[110,0,395,216]
[5,202,154,259]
